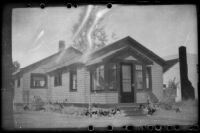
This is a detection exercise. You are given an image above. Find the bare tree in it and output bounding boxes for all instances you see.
[12,61,20,73]
[91,26,108,49]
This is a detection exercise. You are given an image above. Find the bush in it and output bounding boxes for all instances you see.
[161,78,179,110]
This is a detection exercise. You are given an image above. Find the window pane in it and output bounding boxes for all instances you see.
[108,64,117,90]
[136,71,143,89]
[54,73,62,86]
[92,65,105,90]
[31,74,46,88]
[122,65,132,92]
[136,65,142,70]
[72,73,77,90]
[146,70,149,89]
[146,67,151,89]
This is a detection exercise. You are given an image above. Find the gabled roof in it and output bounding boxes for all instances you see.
[163,58,179,73]
[13,36,167,77]
[163,53,197,73]
[87,36,166,66]
[13,46,82,77]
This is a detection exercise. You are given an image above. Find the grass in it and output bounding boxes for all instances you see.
[13,100,198,128]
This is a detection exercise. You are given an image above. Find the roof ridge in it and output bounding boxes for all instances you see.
[88,36,166,66]
[13,46,82,76]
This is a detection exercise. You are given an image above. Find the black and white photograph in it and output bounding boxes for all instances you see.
[2,3,198,130]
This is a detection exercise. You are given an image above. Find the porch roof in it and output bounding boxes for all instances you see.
[86,46,154,66]
[163,58,179,73]
[13,36,167,77]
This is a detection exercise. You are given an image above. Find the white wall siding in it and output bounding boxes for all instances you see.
[29,89,48,102]
[14,79,23,103]
[151,62,163,101]
[50,68,88,103]
[163,63,180,87]
[136,92,147,103]
[187,56,198,99]
[21,64,52,103]
[90,93,118,104]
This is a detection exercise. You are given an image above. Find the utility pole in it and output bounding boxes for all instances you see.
[2,4,14,129]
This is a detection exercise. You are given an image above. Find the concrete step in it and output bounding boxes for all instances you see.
[117,103,141,108]
[123,109,145,116]
[117,104,146,116]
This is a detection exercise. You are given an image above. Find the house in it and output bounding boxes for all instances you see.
[13,36,167,105]
[163,53,198,101]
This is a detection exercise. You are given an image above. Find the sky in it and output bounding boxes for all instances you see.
[12,5,197,68]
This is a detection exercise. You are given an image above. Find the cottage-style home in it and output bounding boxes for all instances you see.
[13,36,167,105]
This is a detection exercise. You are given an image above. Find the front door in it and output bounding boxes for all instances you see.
[120,63,134,103]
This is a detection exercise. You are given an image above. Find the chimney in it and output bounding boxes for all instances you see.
[179,46,195,100]
[58,40,65,52]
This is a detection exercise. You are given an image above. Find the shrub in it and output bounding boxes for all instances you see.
[161,78,179,109]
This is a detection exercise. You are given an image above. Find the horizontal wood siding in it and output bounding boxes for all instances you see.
[90,93,118,104]
[14,79,23,103]
[136,92,148,103]
[50,68,87,103]
[151,62,163,101]
[29,89,48,102]
[21,62,56,103]
[16,57,164,104]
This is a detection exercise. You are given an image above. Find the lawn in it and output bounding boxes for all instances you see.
[13,100,198,129]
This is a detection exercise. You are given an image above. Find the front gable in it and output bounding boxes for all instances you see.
[87,45,153,67]
[88,36,166,67]
[124,56,137,61]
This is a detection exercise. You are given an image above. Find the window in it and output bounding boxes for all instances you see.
[146,67,151,89]
[31,73,47,88]
[91,65,105,91]
[70,70,77,91]
[107,64,117,90]
[54,73,62,87]
[136,65,143,89]
[17,78,20,87]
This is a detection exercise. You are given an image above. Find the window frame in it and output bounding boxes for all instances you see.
[90,63,152,92]
[135,64,144,90]
[145,66,152,90]
[90,65,105,92]
[17,78,20,88]
[135,64,152,91]
[54,72,62,87]
[106,63,117,91]
[70,70,77,92]
[90,63,118,93]
[30,73,47,89]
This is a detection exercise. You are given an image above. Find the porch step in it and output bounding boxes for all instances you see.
[117,104,146,116]
[123,109,145,116]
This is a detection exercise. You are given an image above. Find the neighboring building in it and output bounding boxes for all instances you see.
[13,36,166,105]
[163,53,198,101]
